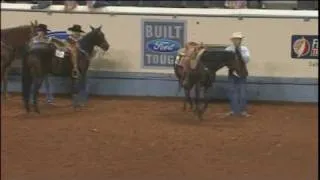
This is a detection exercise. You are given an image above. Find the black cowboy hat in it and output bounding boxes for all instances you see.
[36,24,50,32]
[67,24,85,33]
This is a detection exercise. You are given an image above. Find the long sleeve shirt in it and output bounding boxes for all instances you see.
[225,45,250,64]
[225,45,250,77]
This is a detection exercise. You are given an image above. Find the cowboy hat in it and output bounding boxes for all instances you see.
[67,24,85,33]
[36,24,50,32]
[230,32,244,39]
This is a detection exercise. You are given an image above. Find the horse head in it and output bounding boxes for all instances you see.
[89,25,110,52]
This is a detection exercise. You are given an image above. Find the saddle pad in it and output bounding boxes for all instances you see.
[47,31,69,40]
[55,49,65,58]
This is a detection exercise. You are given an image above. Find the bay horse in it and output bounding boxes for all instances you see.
[174,44,247,120]
[1,21,38,99]
[22,26,110,113]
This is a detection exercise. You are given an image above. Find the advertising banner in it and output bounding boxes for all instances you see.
[142,19,187,68]
[291,35,318,59]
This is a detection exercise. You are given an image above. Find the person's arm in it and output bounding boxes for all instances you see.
[225,45,234,52]
[241,46,250,64]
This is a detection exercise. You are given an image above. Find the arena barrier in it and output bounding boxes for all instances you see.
[1,3,318,102]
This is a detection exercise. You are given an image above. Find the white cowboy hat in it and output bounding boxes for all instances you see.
[230,32,244,39]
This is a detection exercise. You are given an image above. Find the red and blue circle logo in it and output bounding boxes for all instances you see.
[292,36,311,58]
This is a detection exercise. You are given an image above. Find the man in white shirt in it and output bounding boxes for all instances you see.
[224,32,251,117]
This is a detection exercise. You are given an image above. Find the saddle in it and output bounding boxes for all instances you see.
[179,43,206,71]
[28,42,52,52]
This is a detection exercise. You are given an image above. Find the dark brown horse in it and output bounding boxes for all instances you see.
[1,21,38,99]
[174,47,247,120]
[22,26,110,113]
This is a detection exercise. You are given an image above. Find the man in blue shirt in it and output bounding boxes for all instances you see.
[224,32,251,117]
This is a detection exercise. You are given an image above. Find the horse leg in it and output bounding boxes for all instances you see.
[175,79,182,96]
[199,85,211,117]
[194,82,203,120]
[71,77,81,110]
[4,69,9,98]
[183,87,193,111]
[199,75,213,116]
[22,58,32,113]
[78,73,88,106]
[32,77,44,113]
[1,69,9,100]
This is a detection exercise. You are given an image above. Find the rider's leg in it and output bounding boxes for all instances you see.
[70,46,80,78]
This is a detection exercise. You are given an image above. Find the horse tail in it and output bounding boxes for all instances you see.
[22,53,32,109]
[173,63,183,96]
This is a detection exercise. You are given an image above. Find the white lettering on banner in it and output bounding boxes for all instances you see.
[311,39,318,57]
[145,54,175,65]
[144,25,183,39]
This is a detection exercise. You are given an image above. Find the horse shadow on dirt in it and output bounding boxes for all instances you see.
[8,102,86,120]
[158,110,248,129]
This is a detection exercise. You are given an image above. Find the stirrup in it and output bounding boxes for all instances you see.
[72,69,80,78]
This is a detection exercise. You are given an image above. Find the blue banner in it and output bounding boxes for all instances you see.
[142,20,186,67]
[291,35,318,59]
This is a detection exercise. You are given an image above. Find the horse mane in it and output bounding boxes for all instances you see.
[78,29,97,54]
[79,29,95,43]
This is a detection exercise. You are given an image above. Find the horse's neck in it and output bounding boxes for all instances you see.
[213,63,226,72]
[78,35,95,55]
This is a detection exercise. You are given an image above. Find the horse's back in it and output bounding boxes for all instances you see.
[201,50,234,62]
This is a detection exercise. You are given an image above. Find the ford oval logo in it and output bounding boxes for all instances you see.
[146,39,181,53]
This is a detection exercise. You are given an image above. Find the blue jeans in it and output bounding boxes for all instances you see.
[43,76,54,102]
[228,75,248,114]
[30,75,54,104]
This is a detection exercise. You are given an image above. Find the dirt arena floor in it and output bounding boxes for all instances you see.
[1,95,318,180]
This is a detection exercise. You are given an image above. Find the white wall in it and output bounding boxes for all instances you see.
[1,4,318,78]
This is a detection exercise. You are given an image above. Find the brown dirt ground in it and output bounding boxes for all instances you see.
[1,95,318,180]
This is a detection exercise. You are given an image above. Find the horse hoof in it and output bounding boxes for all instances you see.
[34,108,40,114]
[73,104,81,111]
[47,100,54,105]
[197,110,204,120]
